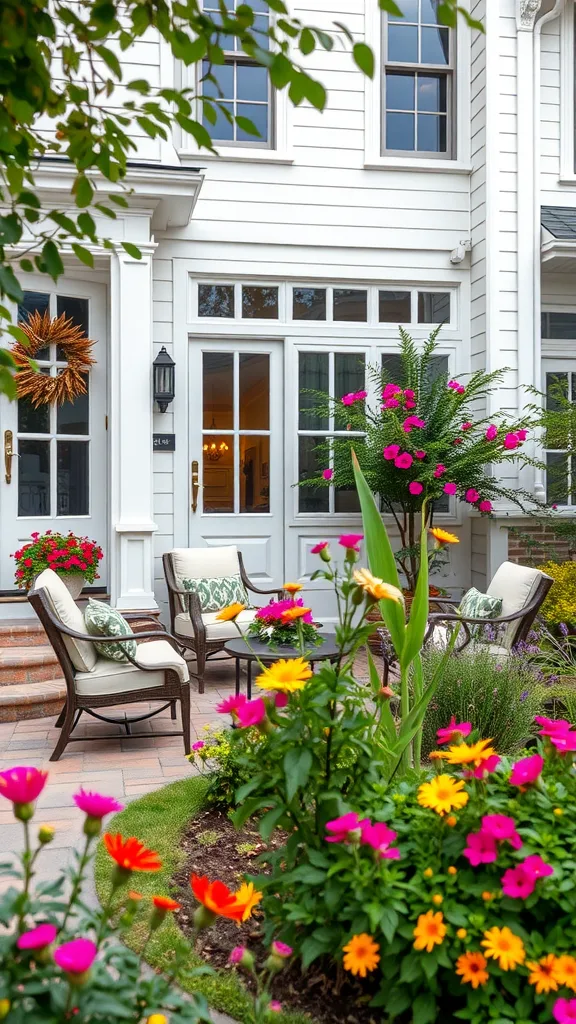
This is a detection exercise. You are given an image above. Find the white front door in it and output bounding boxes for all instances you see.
[0,279,108,592]
[189,339,284,590]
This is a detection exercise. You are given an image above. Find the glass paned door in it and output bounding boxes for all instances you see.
[0,281,107,591]
[189,340,283,591]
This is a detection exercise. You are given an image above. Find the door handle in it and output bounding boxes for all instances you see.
[4,430,19,485]
[191,460,199,512]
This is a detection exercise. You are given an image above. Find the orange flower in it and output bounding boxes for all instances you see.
[554,955,576,992]
[283,582,303,594]
[527,954,561,994]
[280,606,312,623]
[455,951,489,988]
[191,874,262,925]
[216,603,246,622]
[437,738,497,767]
[429,527,459,547]
[103,833,161,873]
[413,911,446,953]
[152,895,181,912]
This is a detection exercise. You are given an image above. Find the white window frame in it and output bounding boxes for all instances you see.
[363,0,470,171]
[542,357,576,509]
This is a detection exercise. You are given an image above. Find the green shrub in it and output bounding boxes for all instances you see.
[190,726,263,810]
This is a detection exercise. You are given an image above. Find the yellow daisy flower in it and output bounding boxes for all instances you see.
[353,568,404,604]
[527,954,561,994]
[283,582,303,594]
[481,926,525,971]
[429,527,460,546]
[216,602,246,621]
[342,934,380,977]
[232,881,263,922]
[417,775,469,816]
[413,910,446,953]
[255,657,313,693]
[438,738,497,767]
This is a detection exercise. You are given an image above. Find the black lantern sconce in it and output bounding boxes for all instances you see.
[153,346,175,413]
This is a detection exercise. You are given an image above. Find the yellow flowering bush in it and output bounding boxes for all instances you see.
[540,560,576,626]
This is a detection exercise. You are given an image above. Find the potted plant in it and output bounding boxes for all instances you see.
[247,595,322,649]
[12,530,104,598]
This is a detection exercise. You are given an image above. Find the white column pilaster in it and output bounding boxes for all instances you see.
[109,244,158,610]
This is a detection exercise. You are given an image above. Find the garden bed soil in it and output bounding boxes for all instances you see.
[172,807,381,1024]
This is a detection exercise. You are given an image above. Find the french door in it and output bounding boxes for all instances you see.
[188,339,284,591]
[0,279,107,592]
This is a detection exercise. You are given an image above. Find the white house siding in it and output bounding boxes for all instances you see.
[470,0,487,383]
[540,16,562,204]
[152,257,175,620]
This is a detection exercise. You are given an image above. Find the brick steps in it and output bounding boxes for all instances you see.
[0,646,63,687]
[0,619,48,647]
[0,679,66,722]
[0,618,64,721]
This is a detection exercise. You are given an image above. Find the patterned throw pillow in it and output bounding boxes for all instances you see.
[458,587,503,622]
[84,598,138,663]
[181,574,249,613]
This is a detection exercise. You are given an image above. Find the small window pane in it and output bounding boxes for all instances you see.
[205,102,234,140]
[253,14,270,47]
[546,452,569,505]
[199,284,235,318]
[389,0,418,19]
[57,441,89,516]
[335,353,365,400]
[418,113,447,152]
[203,441,234,513]
[386,111,415,151]
[56,296,89,337]
[203,352,233,429]
[299,436,329,513]
[418,292,450,323]
[545,372,570,449]
[421,26,450,65]
[382,354,404,383]
[293,288,326,320]
[201,62,234,99]
[19,439,50,516]
[240,435,270,512]
[421,0,442,23]
[379,290,411,323]
[299,352,329,430]
[57,379,89,435]
[18,389,50,434]
[335,485,361,513]
[241,286,278,319]
[237,64,267,101]
[417,74,447,113]
[429,354,449,381]
[18,291,49,325]
[333,289,367,322]
[388,23,418,63]
[386,71,415,110]
[237,102,268,142]
[240,353,269,429]
[541,312,576,339]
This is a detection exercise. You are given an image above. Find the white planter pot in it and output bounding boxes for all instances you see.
[60,573,85,600]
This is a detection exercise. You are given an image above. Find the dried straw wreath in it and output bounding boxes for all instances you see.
[12,309,96,407]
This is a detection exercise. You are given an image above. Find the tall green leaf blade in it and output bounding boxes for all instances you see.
[401,504,429,670]
[367,647,396,747]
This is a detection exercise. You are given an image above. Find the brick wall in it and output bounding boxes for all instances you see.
[505,521,576,566]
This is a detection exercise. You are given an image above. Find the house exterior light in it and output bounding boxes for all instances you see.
[153,347,175,413]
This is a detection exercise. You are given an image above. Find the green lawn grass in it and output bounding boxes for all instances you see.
[93,776,310,1024]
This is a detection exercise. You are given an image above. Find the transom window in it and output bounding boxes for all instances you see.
[544,368,576,507]
[16,291,90,518]
[200,0,272,146]
[383,0,454,156]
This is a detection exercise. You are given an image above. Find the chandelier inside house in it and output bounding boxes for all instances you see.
[203,419,229,461]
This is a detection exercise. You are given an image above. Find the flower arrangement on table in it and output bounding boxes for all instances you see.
[246,585,322,649]
[11,530,103,589]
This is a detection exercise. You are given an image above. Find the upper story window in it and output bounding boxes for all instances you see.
[383,0,454,157]
[201,0,272,147]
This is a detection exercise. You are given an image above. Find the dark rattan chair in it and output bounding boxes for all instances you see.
[163,546,284,693]
[28,578,195,761]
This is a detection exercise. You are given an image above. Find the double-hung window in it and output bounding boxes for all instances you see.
[200,0,272,147]
[383,0,454,156]
[543,366,576,507]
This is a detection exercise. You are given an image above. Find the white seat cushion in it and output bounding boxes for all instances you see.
[74,638,189,696]
[35,568,96,673]
[175,608,257,641]
[171,546,241,586]
[487,561,549,648]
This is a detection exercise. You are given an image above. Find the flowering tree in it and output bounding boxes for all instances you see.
[302,330,541,590]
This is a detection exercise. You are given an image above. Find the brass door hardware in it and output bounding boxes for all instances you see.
[4,430,18,485]
[191,460,199,512]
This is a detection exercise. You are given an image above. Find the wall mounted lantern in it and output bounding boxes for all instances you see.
[153,346,175,413]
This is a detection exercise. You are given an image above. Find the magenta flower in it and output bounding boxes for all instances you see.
[310,541,329,555]
[229,946,247,964]
[517,428,528,441]
[216,693,247,715]
[17,923,57,951]
[549,730,576,753]
[465,488,480,503]
[360,821,400,860]
[54,938,97,975]
[554,998,576,1024]
[274,692,289,708]
[443,482,457,495]
[447,380,460,390]
[73,789,124,819]
[271,941,293,958]
[509,753,544,788]
[433,464,446,478]
[501,864,536,899]
[269,1002,282,1013]
[338,534,363,552]
[464,754,500,780]
[325,812,362,844]
[485,424,498,441]
[523,853,554,879]
[404,388,415,399]
[478,500,492,513]
[462,830,498,866]
[414,450,426,459]
[383,383,402,399]
[408,481,423,495]
[402,415,425,433]
[322,468,334,481]
[395,452,413,470]
[535,715,572,737]
[237,698,267,729]
[436,717,472,745]
[481,814,522,850]
[341,392,357,406]
[0,766,48,806]
[384,397,400,409]
[404,399,416,410]
[504,432,520,450]
[457,385,465,395]
[383,444,400,461]
[461,422,472,431]
[192,741,205,751]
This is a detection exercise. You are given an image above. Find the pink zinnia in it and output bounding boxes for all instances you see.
[447,380,460,390]
[17,923,57,951]
[0,766,48,806]
[463,830,498,866]
[465,488,480,503]
[523,853,554,879]
[408,481,423,495]
[461,422,472,431]
[216,693,247,715]
[383,444,400,461]
[443,482,457,495]
[269,1002,282,1013]
[481,814,522,850]
[360,821,400,860]
[554,998,576,1024]
[457,385,465,395]
[384,398,400,409]
[383,383,402,399]
[310,541,329,555]
[535,715,572,737]
[405,399,416,409]
[338,533,363,552]
[436,717,472,745]
[414,450,426,459]
[192,740,205,751]
[229,946,247,964]
[54,938,97,975]
[504,432,520,450]
[404,388,415,399]
[237,698,267,728]
[325,812,362,844]
[549,730,576,753]
[433,464,446,478]
[395,452,413,470]
[274,692,289,708]
[322,468,334,481]
[485,425,498,441]
[464,754,501,780]
[271,941,293,958]
[73,789,124,819]
[478,500,492,513]
[517,428,528,441]
[509,753,544,787]
[402,415,425,433]
[501,864,536,900]
[342,393,356,406]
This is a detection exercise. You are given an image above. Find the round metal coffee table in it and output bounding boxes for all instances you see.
[224,633,340,699]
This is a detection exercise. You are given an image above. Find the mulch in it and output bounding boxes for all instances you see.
[171,807,381,1024]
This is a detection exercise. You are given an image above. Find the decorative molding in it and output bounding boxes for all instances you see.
[517,0,542,30]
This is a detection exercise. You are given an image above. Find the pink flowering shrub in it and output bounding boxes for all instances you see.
[247,596,321,648]
[11,530,103,589]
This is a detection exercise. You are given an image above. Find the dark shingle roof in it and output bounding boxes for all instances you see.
[542,206,576,239]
